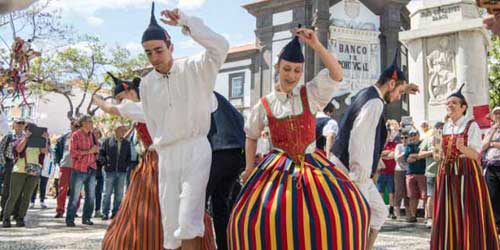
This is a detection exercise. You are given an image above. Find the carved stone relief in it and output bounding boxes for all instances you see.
[426,36,457,103]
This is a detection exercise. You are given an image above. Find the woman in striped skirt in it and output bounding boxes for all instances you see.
[228,28,370,250]
[430,85,499,250]
[94,73,215,250]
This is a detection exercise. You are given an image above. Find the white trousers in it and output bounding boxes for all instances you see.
[356,181,388,231]
[157,136,212,249]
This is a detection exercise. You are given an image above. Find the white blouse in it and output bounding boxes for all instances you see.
[116,100,146,123]
[442,115,482,152]
[245,68,341,153]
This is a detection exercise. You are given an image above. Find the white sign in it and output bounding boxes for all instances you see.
[329,27,381,94]
[329,0,381,97]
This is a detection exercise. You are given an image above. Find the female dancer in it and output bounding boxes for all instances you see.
[227,27,370,250]
[430,84,499,250]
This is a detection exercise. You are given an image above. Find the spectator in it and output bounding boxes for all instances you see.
[419,122,444,228]
[394,131,410,218]
[65,115,99,227]
[482,106,500,234]
[420,121,433,140]
[93,129,105,218]
[255,129,271,164]
[2,124,49,227]
[124,124,139,188]
[99,124,131,220]
[376,129,398,219]
[30,144,55,209]
[404,129,427,223]
[386,119,401,143]
[0,118,26,220]
[54,120,80,218]
[316,102,338,157]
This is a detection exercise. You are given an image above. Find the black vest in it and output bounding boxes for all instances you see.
[208,92,245,152]
[316,117,331,150]
[331,86,387,176]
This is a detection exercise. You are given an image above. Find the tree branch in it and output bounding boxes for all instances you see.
[75,54,95,116]
[87,81,104,116]
[9,13,16,40]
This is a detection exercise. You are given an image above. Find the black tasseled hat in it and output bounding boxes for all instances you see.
[379,49,406,82]
[107,72,141,97]
[278,25,305,63]
[448,83,467,104]
[141,2,171,44]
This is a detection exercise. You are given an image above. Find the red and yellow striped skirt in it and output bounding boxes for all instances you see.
[228,150,370,250]
[431,158,499,250]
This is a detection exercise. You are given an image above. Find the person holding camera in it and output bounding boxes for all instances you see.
[0,118,26,220]
[2,123,49,227]
[403,129,427,223]
[482,106,500,235]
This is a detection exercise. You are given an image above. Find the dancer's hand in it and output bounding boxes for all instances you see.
[456,137,466,153]
[160,9,181,26]
[483,13,500,35]
[240,169,252,184]
[92,95,105,107]
[293,28,322,51]
[406,83,420,95]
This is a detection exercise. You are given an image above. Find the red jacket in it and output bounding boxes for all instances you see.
[70,129,97,173]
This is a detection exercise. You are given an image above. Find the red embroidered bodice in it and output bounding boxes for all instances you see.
[136,122,153,147]
[261,86,316,163]
[442,120,474,164]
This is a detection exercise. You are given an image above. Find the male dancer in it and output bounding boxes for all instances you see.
[139,3,229,250]
[332,52,419,250]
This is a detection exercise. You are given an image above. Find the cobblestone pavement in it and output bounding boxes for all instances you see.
[0,198,431,250]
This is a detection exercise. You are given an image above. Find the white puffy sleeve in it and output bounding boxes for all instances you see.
[116,100,146,123]
[467,121,482,152]
[305,68,342,113]
[244,100,266,140]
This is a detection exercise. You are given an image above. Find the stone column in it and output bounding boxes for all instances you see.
[381,2,405,120]
[456,30,489,108]
[381,2,403,69]
[254,13,274,103]
[311,0,331,76]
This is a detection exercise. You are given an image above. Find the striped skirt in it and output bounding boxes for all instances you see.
[102,151,216,250]
[431,158,499,250]
[227,150,370,250]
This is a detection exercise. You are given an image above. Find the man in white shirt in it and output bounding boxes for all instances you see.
[332,51,419,250]
[139,3,229,250]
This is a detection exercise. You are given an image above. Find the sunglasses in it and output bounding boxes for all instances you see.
[15,121,25,125]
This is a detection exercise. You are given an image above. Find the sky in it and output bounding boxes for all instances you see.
[3,0,257,58]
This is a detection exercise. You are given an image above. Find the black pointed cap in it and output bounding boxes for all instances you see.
[448,83,467,104]
[107,72,141,97]
[379,49,406,82]
[278,24,305,63]
[141,2,171,44]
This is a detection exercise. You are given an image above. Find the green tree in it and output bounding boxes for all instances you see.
[488,36,500,108]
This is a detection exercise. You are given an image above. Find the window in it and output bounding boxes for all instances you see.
[229,72,245,99]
